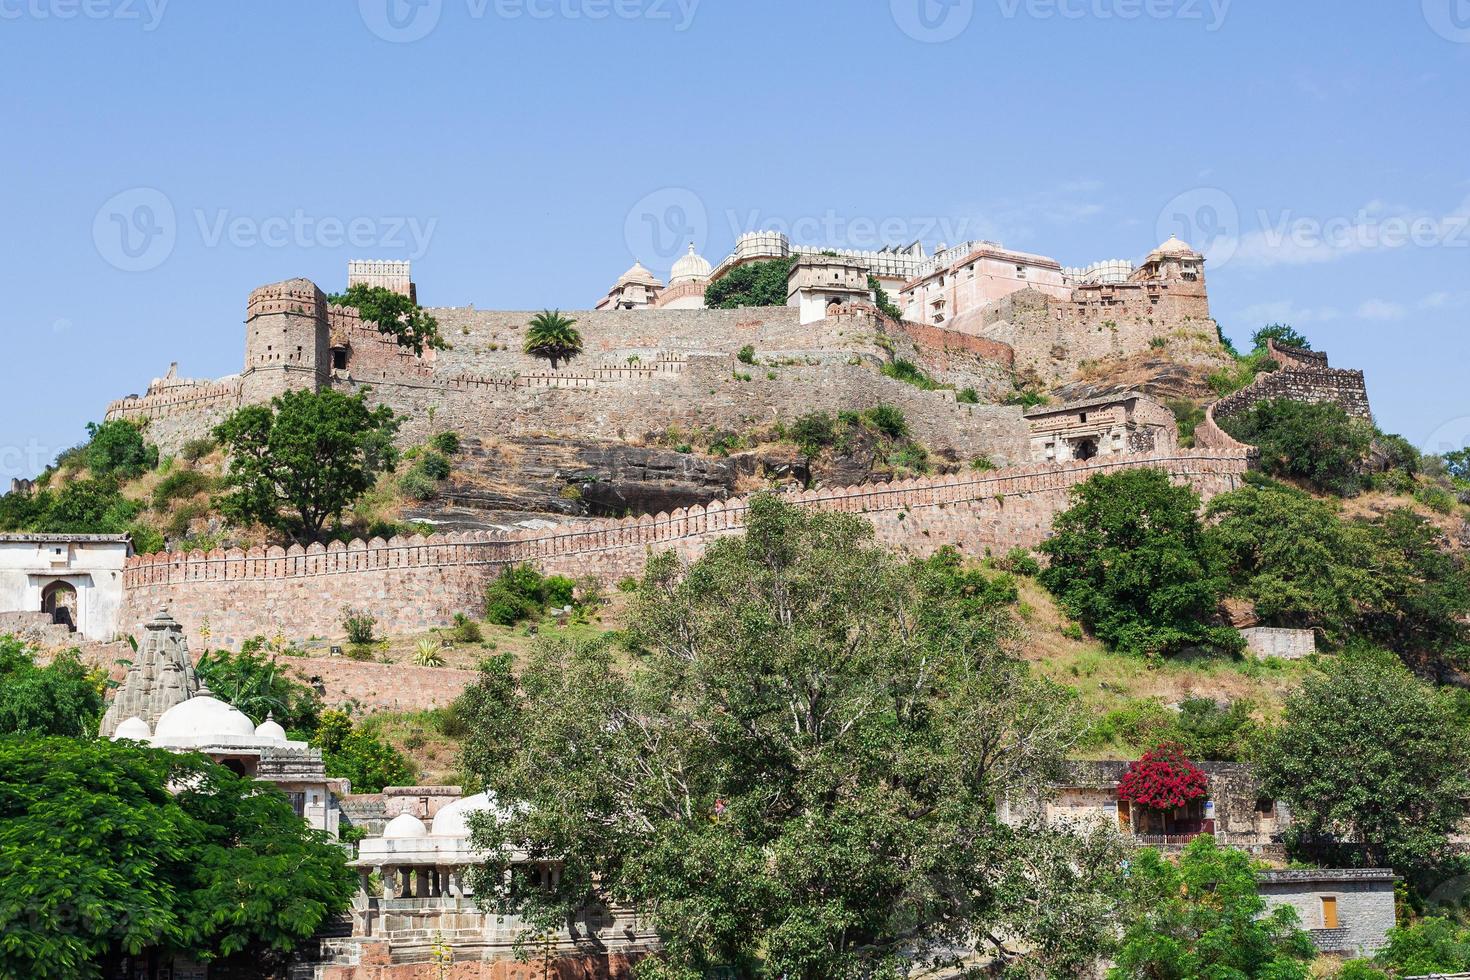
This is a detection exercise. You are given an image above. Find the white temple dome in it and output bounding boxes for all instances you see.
[113,716,152,741]
[670,244,712,283]
[383,812,429,839]
[153,692,257,742]
[431,792,503,838]
[254,713,287,742]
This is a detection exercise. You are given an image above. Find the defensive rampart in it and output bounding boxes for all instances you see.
[1212,340,1372,423]
[120,450,1251,649]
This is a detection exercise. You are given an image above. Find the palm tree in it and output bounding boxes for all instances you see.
[523,310,584,370]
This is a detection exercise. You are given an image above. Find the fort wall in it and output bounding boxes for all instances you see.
[120,450,1251,650]
[1212,341,1372,423]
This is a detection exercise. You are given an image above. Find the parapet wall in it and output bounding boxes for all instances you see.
[1212,342,1372,424]
[120,450,1251,650]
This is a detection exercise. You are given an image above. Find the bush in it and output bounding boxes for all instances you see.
[789,412,838,455]
[429,431,461,456]
[342,608,377,645]
[450,613,484,644]
[84,419,158,479]
[956,387,979,404]
[880,358,941,390]
[737,344,756,365]
[152,468,215,511]
[865,404,909,440]
[127,522,166,555]
[996,547,1041,577]
[1219,399,1373,496]
[398,469,437,502]
[413,638,447,667]
[484,564,548,626]
[180,437,217,464]
[415,451,452,481]
[1252,323,1310,351]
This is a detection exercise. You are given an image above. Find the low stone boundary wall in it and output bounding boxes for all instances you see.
[119,451,1250,649]
[283,658,478,714]
[1240,627,1316,660]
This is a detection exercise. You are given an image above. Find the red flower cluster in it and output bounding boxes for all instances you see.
[1117,743,1209,811]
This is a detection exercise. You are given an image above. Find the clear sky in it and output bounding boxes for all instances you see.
[2,0,1468,482]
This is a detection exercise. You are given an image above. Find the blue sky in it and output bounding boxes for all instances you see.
[2,0,1468,482]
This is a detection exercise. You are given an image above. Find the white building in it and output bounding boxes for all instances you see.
[0,533,131,641]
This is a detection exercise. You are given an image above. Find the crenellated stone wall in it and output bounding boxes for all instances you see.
[1212,341,1372,424]
[119,450,1251,650]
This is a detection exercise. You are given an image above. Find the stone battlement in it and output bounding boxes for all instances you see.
[120,449,1251,649]
[1212,340,1373,425]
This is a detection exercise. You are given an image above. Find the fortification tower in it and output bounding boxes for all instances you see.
[241,278,330,404]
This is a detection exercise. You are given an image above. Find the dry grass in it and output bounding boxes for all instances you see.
[357,709,464,787]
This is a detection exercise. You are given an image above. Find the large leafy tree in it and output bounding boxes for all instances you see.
[1039,468,1239,657]
[1218,399,1374,496]
[213,388,399,544]
[0,737,354,979]
[83,419,158,479]
[704,256,796,309]
[522,309,584,370]
[1250,323,1310,352]
[1110,836,1316,980]
[1258,657,1470,879]
[465,496,1126,980]
[313,710,414,794]
[0,637,104,737]
[327,283,446,355]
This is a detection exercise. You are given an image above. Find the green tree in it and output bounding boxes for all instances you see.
[1374,916,1470,975]
[328,283,446,355]
[195,646,322,733]
[1218,399,1374,496]
[1110,836,1316,980]
[1443,447,1470,482]
[0,638,104,736]
[1251,323,1311,352]
[522,309,584,370]
[83,419,159,479]
[465,496,1125,980]
[1258,658,1470,878]
[32,478,143,535]
[0,737,353,979]
[1171,697,1257,763]
[1359,508,1470,667]
[1207,477,1382,645]
[1039,468,1239,657]
[704,256,796,309]
[213,388,399,544]
[314,710,414,793]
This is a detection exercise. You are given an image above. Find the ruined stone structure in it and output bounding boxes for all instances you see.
[118,450,1249,650]
[1196,339,1373,451]
[1240,626,1317,661]
[1024,392,1178,464]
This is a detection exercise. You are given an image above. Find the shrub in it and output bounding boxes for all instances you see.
[415,451,452,481]
[127,523,166,555]
[1166,398,1205,447]
[1117,743,1209,811]
[83,419,158,479]
[737,344,756,365]
[1252,323,1310,351]
[543,575,576,609]
[429,431,461,456]
[887,443,929,473]
[151,468,215,511]
[1415,483,1456,514]
[180,437,217,464]
[789,412,838,455]
[880,358,940,390]
[996,547,1041,577]
[342,608,377,645]
[450,613,483,644]
[956,387,979,404]
[399,469,437,502]
[865,404,909,440]
[484,564,549,626]
[413,638,447,667]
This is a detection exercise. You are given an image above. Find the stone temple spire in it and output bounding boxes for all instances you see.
[99,609,200,738]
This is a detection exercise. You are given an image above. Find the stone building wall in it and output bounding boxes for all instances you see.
[1258,870,1397,955]
[1240,627,1316,660]
[119,450,1251,650]
[1212,341,1373,424]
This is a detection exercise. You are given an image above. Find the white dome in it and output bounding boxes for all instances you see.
[153,694,257,742]
[383,812,429,839]
[616,261,663,288]
[254,713,287,742]
[670,244,712,283]
[113,716,152,741]
[1153,235,1198,257]
[431,792,502,838]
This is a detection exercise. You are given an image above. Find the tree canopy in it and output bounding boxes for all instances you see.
[522,309,584,370]
[0,737,354,979]
[1258,657,1470,879]
[1109,836,1316,980]
[1251,323,1311,352]
[463,495,1125,979]
[1038,468,1239,657]
[328,283,446,355]
[213,388,399,543]
[703,256,795,309]
[83,419,158,479]
[0,637,104,737]
[1218,399,1374,496]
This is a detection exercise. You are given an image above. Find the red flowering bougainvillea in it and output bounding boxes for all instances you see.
[1117,743,1209,811]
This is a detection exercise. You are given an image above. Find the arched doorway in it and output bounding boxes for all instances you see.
[1071,438,1099,462]
[42,581,78,632]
